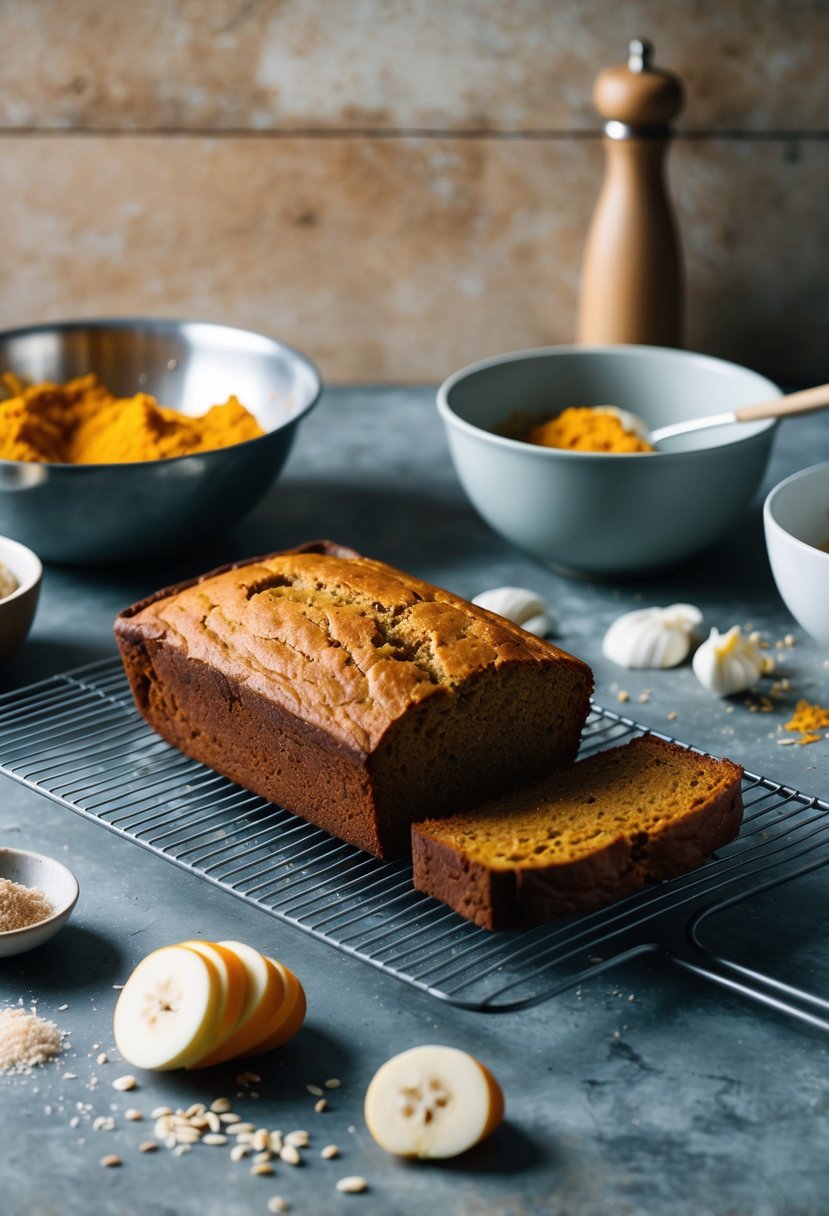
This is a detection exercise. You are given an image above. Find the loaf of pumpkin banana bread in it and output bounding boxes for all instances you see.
[411,735,743,928]
[114,542,594,858]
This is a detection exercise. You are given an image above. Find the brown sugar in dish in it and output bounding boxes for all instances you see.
[114,542,594,859]
[0,877,53,932]
[411,735,744,929]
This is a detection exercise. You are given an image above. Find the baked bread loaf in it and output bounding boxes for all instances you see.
[114,542,593,858]
[411,735,743,928]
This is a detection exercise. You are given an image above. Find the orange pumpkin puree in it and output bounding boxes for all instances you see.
[525,407,654,454]
[0,373,264,464]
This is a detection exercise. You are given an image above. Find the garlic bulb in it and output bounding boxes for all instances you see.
[692,625,765,696]
[602,603,702,669]
[471,586,552,637]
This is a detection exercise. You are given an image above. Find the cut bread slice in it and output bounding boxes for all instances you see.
[411,735,743,929]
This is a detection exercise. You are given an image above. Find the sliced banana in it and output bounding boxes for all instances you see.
[364,1044,504,1158]
[242,958,306,1056]
[180,939,249,1047]
[113,945,223,1071]
[188,940,285,1068]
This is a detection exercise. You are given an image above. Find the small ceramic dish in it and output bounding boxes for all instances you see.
[0,847,79,956]
[764,461,829,646]
[0,535,42,663]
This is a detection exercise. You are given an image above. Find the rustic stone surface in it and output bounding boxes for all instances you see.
[0,133,825,383]
[0,0,826,131]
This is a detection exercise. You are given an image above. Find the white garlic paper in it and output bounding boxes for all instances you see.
[691,625,764,696]
[471,586,553,637]
[602,603,702,669]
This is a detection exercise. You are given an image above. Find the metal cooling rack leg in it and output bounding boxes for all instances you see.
[665,947,829,1034]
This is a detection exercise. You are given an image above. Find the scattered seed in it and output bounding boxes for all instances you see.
[96,1053,109,1065]
[173,1144,191,1157]
[63,1073,77,1080]
[138,1141,159,1153]
[210,1097,232,1113]
[269,1131,284,1153]
[267,1199,288,1214]
[186,1102,206,1117]
[279,1144,301,1166]
[336,1176,368,1194]
[286,1130,309,1148]
[112,1075,137,1092]
[58,1004,69,1011]
[100,1155,122,1169]
[306,1084,324,1097]
[254,1150,273,1165]
[202,1133,228,1146]
[175,1127,201,1144]
[230,1143,251,1162]
[321,1145,340,1159]
[230,1122,256,1136]
[191,1116,211,1131]
[251,1163,274,1177]
[314,1099,329,1113]
[219,1111,241,1124]
[124,1109,143,1122]
[236,1132,255,1145]
[151,1106,173,1119]
[164,1134,177,1149]
[324,1078,341,1089]
[617,690,629,703]
[253,1129,270,1152]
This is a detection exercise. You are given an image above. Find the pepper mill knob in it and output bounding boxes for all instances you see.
[593,39,683,127]
[577,40,685,348]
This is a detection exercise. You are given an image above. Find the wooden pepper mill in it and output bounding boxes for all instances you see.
[577,39,684,347]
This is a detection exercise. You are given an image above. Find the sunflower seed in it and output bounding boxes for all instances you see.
[336,1176,368,1194]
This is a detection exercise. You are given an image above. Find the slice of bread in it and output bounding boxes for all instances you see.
[411,735,743,930]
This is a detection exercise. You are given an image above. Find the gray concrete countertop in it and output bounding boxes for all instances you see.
[1,387,828,1216]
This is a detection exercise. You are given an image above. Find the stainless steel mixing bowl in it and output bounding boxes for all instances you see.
[0,318,322,562]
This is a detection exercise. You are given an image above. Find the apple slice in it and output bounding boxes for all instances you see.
[239,958,307,1057]
[113,944,223,1071]
[187,941,284,1069]
[364,1044,504,1158]
[179,940,249,1047]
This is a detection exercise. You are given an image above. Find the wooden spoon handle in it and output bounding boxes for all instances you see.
[735,382,829,423]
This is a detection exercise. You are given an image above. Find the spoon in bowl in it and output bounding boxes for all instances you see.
[644,380,829,448]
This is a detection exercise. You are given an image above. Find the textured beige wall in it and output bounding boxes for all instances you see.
[0,0,826,384]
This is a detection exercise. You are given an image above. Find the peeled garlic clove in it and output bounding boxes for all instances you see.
[472,587,552,636]
[602,603,702,669]
[692,625,764,696]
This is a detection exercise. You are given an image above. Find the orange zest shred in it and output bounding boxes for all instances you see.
[524,407,654,454]
[0,372,263,464]
[783,699,829,745]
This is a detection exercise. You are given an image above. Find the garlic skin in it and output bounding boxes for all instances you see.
[471,586,552,637]
[602,604,702,669]
[692,625,765,696]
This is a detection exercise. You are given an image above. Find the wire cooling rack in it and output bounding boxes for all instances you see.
[1,658,828,1029]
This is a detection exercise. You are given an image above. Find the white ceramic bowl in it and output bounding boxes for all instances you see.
[437,345,780,576]
[0,848,79,956]
[0,535,42,662]
[764,461,829,646]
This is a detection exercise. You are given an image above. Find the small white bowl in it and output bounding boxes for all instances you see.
[764,461,829,647]
[0,535,41,662]
[0,848,79,957]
